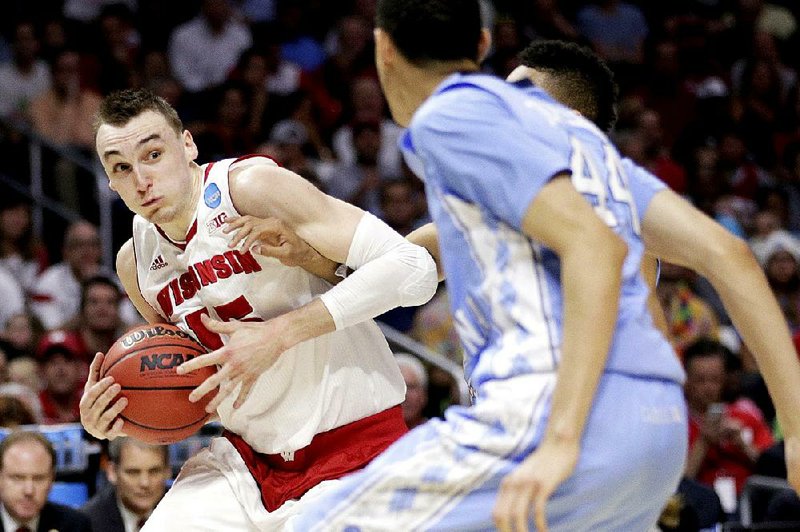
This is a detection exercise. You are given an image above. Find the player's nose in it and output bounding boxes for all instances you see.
[133,165,153,191]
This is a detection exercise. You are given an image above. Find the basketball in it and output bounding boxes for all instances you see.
[100,323,215,444]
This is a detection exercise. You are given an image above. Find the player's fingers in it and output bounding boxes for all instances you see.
[200,313,237,335]
[106,417,126,440]
[204,388,227,414]
[233,379,254,409]
[222,216,248,233]
[189,369,227,403]
[96,396,128,434]
[177,352,216,374]
[493,482,514,532]
[86,352,105,387]
[533,487,549,532]
[79,377,116,411]
[227,226,251,249]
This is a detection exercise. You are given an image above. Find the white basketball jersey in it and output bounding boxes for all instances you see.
[132,156,405,453]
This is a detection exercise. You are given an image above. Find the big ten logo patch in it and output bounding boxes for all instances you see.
[206,211,229,235]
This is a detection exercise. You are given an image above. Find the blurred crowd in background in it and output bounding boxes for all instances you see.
[1,0,800,527]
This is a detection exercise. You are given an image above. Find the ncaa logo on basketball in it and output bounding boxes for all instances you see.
[204,183,222,208]
[140,352,196,372]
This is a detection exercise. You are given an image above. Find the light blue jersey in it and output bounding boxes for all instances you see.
[401,74,684,393]
[291,74,687,531]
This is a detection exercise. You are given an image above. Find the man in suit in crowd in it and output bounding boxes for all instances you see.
[0,430,91,532]
[81,438,169,532]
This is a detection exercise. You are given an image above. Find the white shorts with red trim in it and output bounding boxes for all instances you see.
[141,437,340,531]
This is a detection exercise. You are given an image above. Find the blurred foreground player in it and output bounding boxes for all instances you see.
[291,2,800,531]
[80,88,437,529]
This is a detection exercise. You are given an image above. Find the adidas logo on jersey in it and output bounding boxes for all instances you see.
[150,255,168,271]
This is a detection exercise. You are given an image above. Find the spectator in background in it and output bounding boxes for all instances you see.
[576,0,648,66]
[36,337,83,424]
[6,360,43,401]
[30,220,102,330]
[0,430,91,531]
[93,4,142,93]
[316,14,375,117]
[331,76,403,180]
[756,230,800,331]
[81,438,170,532]
[379,178,425,235]
[0,312,44,360]
[0,396,36,428]
[258,119,323,187]
[168,0,252,94]
[683,339,774,497]
[0,270,24,336]
[395,353,428,430]
[326,120,389,215]
[0,195,48,294]
[657,262,720,355]
[28,49,101,150]
[192,83,256,162]
[0,21,51,122]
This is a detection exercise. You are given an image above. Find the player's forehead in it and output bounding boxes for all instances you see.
[96,110,177,159]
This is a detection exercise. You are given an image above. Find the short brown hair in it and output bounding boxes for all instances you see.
[0,430,56,474]
[94,88,183,136]
[108,437,169,466]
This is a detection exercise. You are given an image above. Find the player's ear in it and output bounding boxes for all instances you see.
[477,28,492,63]
[374,28,395,67]
[183,129,199,161]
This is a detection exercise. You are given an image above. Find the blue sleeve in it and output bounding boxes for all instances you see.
[409,87,571,229]
[624,158,666,224]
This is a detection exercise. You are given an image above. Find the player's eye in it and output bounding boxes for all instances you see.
[113,163,131,173]
[148,150,161,160]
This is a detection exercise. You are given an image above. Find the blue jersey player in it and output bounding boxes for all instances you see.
[291,2,800,530]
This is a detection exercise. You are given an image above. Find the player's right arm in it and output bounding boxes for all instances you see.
[80,239,158,440]
[641,188,800,494]
[494,175,628,532]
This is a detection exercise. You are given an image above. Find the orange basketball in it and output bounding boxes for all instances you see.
[100,323,215,444]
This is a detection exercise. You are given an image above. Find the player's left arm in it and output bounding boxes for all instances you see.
[493,174,627,532]
[178,162,438,410]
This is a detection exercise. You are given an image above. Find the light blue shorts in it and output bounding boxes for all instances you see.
[290,372,687,531]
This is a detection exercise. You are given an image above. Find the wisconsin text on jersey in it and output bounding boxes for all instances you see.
[155,249,262,317]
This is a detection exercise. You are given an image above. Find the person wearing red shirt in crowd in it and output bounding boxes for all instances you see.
[684,338,774,496]
[36,332,84,424]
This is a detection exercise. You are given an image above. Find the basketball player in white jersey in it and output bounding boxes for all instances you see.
[79,88,438,530]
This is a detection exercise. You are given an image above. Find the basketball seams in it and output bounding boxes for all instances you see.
[119,414,207,431]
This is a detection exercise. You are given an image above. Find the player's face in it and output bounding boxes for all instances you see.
[109,444,169,516]
[0,441,54,522]
[96,111,198,226]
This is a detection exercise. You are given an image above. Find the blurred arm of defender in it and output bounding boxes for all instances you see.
[178,161,438,411]
[642,187,800,495]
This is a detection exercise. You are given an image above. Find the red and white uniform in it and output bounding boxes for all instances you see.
[133,157,407,530]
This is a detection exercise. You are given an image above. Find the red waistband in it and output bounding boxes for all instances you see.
[224,405,408,512]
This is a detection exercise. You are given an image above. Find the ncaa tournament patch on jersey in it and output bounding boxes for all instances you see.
[204,183,222,208]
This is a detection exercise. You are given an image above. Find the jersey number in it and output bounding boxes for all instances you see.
[185,295,262,350]
[569,137,640,235]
